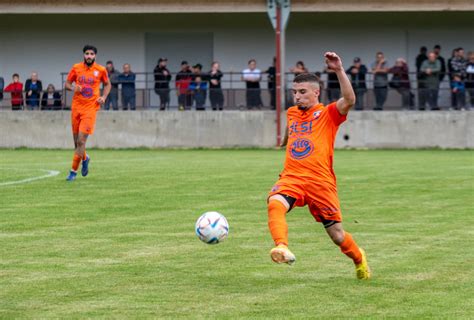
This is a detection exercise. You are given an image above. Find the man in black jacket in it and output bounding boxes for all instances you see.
[25,72,43,110]
[154,58,172,110]
[346,57,368,110]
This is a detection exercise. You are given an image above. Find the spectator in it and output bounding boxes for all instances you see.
[105,61,120,111]
[324,64,340,103]
[416,46,428,108]
[176,61,193,110]
[389,58,412,109]
[242,59,263,109]
[41,84,62,110]
[466,51,474,109]
[433,45,446,82]
[24,72,42,110]
[154,57,172,110]
[346,57,368,110]
[420,52,442,110]
[118,63,136,110]
[290,60,309,76]
[209,61,224,110]
[0,75,4,102]
[189,76,208,110]
[4,73,23,110]
[449,48,467,108]
[371,52,390,110]
[451,74,466,110]
[265,57,276,109]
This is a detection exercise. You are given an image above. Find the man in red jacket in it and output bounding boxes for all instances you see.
[4,74,24,110]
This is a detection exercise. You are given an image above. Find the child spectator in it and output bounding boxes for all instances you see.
[451,74,466,110]
[4,73,23,110]
[190,76,208,110]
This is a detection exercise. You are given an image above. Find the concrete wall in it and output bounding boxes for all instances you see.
[1,111,472,149]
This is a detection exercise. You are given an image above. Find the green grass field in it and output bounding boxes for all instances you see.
[1,149,473,319]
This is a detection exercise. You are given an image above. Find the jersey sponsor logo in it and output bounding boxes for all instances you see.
[81,86,93,98]
[313,111,322,119]
[93,70,99,77]
[290,138,314,160]
[289,120,313,135]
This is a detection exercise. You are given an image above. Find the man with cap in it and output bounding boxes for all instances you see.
[154,57,172,110]
[176,61,193,110]
[346,57,368,110]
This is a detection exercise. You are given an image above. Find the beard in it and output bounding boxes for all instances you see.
[84,57,95,66]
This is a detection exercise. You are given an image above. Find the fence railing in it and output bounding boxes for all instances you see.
[0,72,472,110]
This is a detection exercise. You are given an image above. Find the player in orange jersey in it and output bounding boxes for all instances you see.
[267,52,371,279]
[65,45,111,181]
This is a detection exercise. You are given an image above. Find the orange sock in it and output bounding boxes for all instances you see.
[83,151,87,161]
[71,153,82,171]
[268,200,289,246]
[339,232,362,264]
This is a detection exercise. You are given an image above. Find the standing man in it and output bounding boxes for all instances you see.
[242,59,263,109]
[119,63,136,110]
[24,72,43,110]
[104,61,120,111]
[154,57,172,110]
[420,52,442,110]
[265,57,276,110]
[433,45,446,83]
[266,52,370,280]
[65,45,110,181]
[416,46,428,109]
[209,61,225,110]
[346,57,368,110]
[371,52,389,110]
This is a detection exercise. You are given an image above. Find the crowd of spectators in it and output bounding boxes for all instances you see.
[1,45,473,111]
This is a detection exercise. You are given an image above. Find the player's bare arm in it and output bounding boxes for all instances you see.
[65,80,82,93]
[97,81,111,105]
[325,52,355,115]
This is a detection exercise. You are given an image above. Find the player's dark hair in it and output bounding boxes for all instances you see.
[293,73,319,84]
[83,45,97,54]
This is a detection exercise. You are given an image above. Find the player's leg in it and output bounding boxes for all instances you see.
[325,222,370,279]
[267,193,297,265]
[67,112,81,181]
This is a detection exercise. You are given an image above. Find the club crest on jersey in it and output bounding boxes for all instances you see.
[93,70,99,77]
[290,138,314,160]
[313,111,322,119]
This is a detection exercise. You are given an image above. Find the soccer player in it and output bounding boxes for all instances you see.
[267,52,371,279]
[65,45,111,181]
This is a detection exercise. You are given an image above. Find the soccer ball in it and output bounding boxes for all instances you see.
[195,211,229,244]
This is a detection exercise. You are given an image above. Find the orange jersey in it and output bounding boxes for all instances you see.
[281,102,346,187]
[67,62,108,112]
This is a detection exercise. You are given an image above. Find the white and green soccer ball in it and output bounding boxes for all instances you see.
[195,211,229,244]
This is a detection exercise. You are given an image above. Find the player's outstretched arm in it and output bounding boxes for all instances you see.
[325,52,355,115]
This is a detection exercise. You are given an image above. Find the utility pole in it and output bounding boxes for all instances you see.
[267,0,291,146]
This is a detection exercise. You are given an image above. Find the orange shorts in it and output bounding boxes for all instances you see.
[71,109,97,135]
[268,176,342,223]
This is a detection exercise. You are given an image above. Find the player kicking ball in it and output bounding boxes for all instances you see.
[65,45,111,181]
[267,52,371,279]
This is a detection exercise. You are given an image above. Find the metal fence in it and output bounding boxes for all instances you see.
[1,72,472,110]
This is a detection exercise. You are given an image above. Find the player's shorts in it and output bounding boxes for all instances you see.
[71,109,97,135]
[268,176,342,223]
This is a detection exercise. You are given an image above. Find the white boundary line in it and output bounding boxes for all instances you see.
[0,170,60,187]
